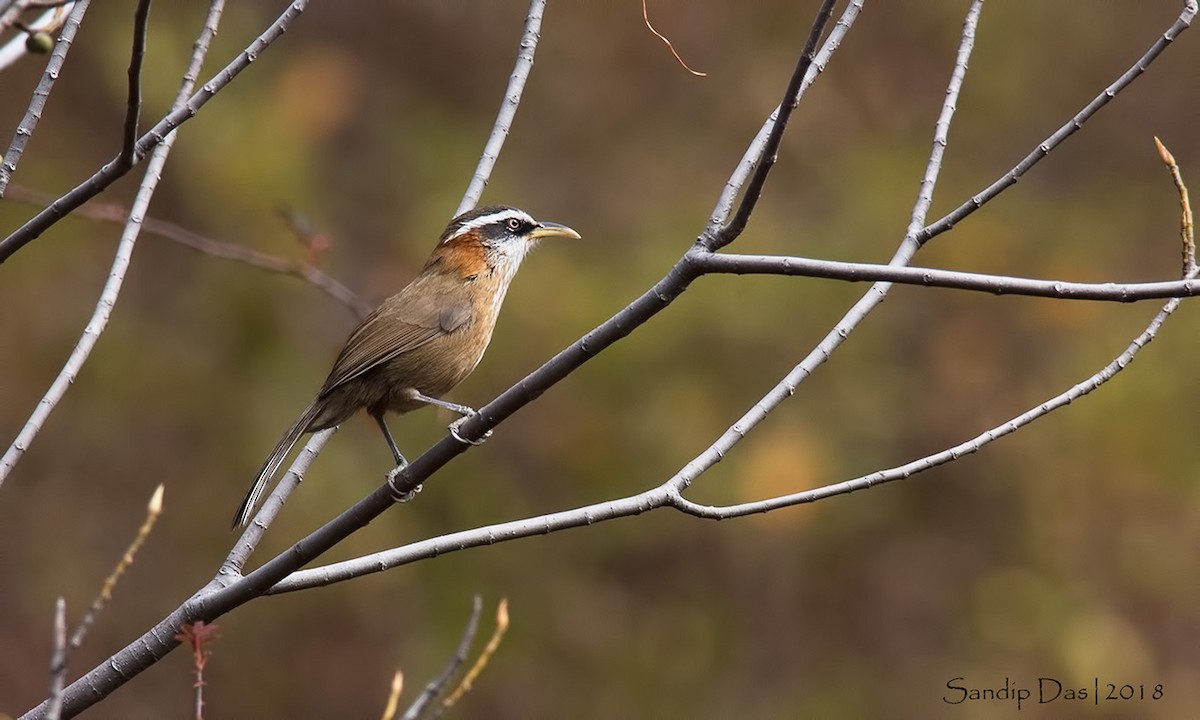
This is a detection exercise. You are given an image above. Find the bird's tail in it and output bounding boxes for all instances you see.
[232,401,321,528]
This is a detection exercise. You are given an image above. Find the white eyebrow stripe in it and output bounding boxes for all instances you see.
[445,209,535,242]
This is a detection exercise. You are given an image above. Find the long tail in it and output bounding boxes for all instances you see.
[232,401,321,528]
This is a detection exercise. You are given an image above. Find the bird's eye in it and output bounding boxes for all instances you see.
[506,217,522,232]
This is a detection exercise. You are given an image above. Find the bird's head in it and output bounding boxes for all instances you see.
[428,205,580,279]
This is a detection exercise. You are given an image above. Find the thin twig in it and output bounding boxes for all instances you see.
[45,598,66,720]
[119,0,152,169]
[1155,136,1195,274]
[708,0,864,229]
[380,671,405,720]
[642,0,706,76]
[0,0,221,488]
[673,144,1196,518]
[440,598,510,713]
[7,186,371,318]
[679,0,984,494]
[455,0,546,216]
[66,485,164,654]
[401,596,483,720]
[0,0,311,264]
[0,0,90,196]
[705,0,836,250]
[919,1,1198,245]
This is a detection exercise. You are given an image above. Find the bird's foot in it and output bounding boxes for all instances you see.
[448,412,492,446]
[386,463,422,502]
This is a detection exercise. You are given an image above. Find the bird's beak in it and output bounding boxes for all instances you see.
[529,221,582,241]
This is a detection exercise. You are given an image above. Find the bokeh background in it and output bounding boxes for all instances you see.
[2,1,1200,717]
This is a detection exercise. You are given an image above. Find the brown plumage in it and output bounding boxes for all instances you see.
[232,205,580,527]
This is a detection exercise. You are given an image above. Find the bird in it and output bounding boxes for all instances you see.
[232,205,580,527]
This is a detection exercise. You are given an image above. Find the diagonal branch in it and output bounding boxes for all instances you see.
[672,0,985,497]
[919,0,1198,245]
[670,268,1197,519]
[0,0,224,489]
[400,595,482,720]
[0,0,312,264]
[455,0,546,216]
[118,0,152,168]
[7,186,371,318]
[707,0,865,229]
[0,0,90,196]
[703,0,837,250]
[27,10,866,715]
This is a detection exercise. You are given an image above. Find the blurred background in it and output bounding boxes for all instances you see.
[2,1,1200,717]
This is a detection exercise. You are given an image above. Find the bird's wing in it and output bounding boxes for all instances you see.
[317,279,473,396]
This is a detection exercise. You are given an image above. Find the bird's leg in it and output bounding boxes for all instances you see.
[408,391,492,446]
[375,413,422,502]
[373,413,407,466]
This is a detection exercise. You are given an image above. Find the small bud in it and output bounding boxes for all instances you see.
[25,31,54,54]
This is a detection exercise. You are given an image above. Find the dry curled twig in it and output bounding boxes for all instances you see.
[641,0,706,76]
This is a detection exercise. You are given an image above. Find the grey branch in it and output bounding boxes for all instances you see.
[45,598,66,720]
[0,0,312,264]
[0,0,90,196]
[703,0,837,250]
[694,252,1200,302]
[118,0,152,169]
[919,0,1198,245]
[6,186,371,318]
[401,595,483,720]
[708,0,864,229]
[455,0,546,217]
[0,0,225,490]
[671,270,1196,519]
[270,264,1188,580]
[21,4,1198,717]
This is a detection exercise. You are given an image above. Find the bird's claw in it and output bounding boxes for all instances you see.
[448,413,491,446]
[386,463,422,502]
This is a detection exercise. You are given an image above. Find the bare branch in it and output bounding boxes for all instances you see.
[27,6,1198,717]
[670,275,1196,519]
[0,0,311,264]
[118,0,152,169]
[440,598,510,713]
[0,0,90,196]
[401,596,482,720]
[455,0,546,216]
[7,186,372,318]
[45,598,66,720]
[918,0,1198,246]
[65,485,164,657]
[0,0,224,486]
[694,251,1200,302]
[380,671,404,720]
[708,0,864,228]
[1156,136,1196,274]
[704,0,837,250]
[223,430,333,575]
[678,0,985,497]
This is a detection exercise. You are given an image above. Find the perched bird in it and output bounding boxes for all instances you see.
[232,205,580,527]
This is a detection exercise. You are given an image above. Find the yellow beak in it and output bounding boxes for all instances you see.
[529,222,582,241]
